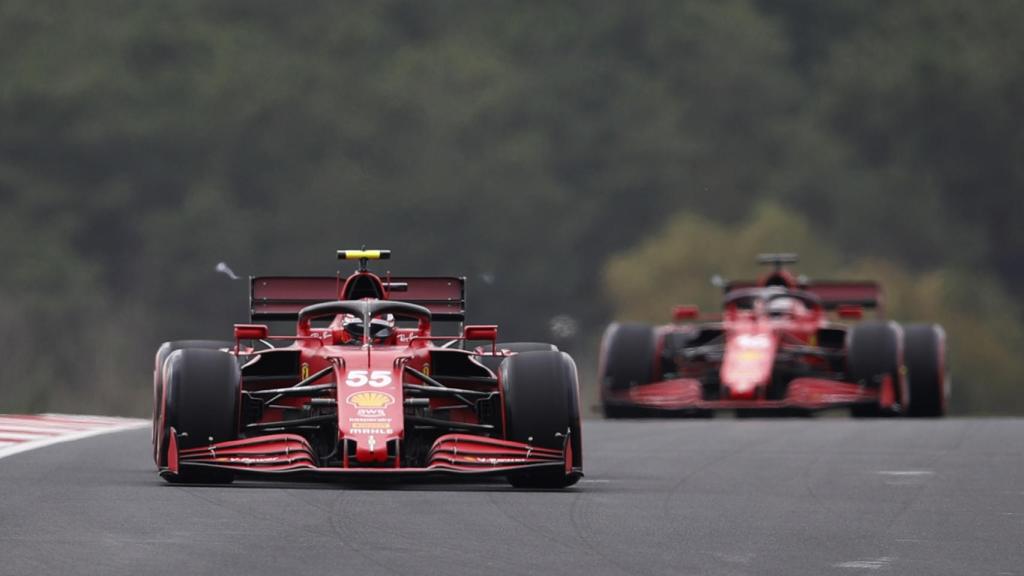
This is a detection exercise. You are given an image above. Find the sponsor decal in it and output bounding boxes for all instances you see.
[422,363,430,377]
[346,391,395,409]
[348,428,393,435]
[357,408,386,418]
[228,456,282,465]
[349,416,391,424]
[735,334,772,349]
[467,456,528,465]
[300,363,310,380]
[350,421,392,429]
[737,350,769,362]
[349,423,392,432]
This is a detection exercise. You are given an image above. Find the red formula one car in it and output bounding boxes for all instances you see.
[153,250,582,487]
[599,254,949,418]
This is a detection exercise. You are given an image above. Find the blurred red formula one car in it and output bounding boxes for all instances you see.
[599,254,948,418]
[153,250,582,487]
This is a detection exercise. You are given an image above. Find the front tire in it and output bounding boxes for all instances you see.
[502,351,582,488]
[904,324,948,417]
[152,340,233,465]
[160,348,240,484]
[477,342,559,373]
[846,321,902,417]
[598,323,656,418]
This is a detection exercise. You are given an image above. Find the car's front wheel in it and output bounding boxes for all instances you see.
[903,324,948,417]
[159,348,240,484]
[152,340,233,465]
[502,351,582,488]
[847,321,902,417]
[598,323,656,418]
[477,342,559,373]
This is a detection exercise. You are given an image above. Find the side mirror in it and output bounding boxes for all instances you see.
[672,305,700,322]
[234,324,269,341]
[463,325,498,342]
[837,305,864,320]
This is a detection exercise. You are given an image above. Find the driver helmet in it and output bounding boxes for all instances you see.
[341,313,395,344]
[368,314,395,343]
[766,296,803,317]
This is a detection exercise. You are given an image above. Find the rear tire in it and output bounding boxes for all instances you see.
[152,340,233,465]
[160,348,240,484]
[598,323,656,418]
[904,324,948,417]
[846,321,902,417]
[502,351,582,488]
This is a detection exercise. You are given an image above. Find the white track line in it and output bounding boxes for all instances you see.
[0,414,148,461]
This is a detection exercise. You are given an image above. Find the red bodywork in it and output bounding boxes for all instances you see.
[157,268,581,482]
[601,268,904,415]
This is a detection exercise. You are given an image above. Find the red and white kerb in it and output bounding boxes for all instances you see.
[0,414,147,460]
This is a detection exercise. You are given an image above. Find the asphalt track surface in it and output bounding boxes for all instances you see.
[1,419,1021,576]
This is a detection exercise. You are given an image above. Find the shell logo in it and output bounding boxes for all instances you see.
[346,391,395,409]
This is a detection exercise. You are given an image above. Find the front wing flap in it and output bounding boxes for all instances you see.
[162,431,574,481]
[606,377,884,412]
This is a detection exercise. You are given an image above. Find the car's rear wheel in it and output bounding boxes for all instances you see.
[904,324,948,418]
[598,323,656,418]
[477,342,559,373]
[846,321,902,417]
[152,340,233,465]
[502,351,582,489]
[160,348,240,484]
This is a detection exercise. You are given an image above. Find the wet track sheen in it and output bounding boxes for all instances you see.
[1,419,1022,576]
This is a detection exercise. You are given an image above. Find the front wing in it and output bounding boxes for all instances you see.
[162,431,577,481]
[605,377,894,413]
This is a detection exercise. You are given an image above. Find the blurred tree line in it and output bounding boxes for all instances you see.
[1,1,1020,414]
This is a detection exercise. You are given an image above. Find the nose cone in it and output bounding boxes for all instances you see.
[720,333,777,399]
[335,356,406,466]
[343,390,398,463]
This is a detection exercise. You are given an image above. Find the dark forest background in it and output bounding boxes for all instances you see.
[2,1,1021,415]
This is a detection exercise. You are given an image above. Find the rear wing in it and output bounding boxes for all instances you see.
[250,276,466,322]
[725,280,884,311]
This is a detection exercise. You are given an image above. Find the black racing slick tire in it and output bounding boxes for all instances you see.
[160,348,240,484]
[846,321,902,417]
[498,342,560,353]
[477,342,560,373]
[598,323,656,418]
[904,324,948,418]
[502,351,582,489]
[152,340,233,466]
